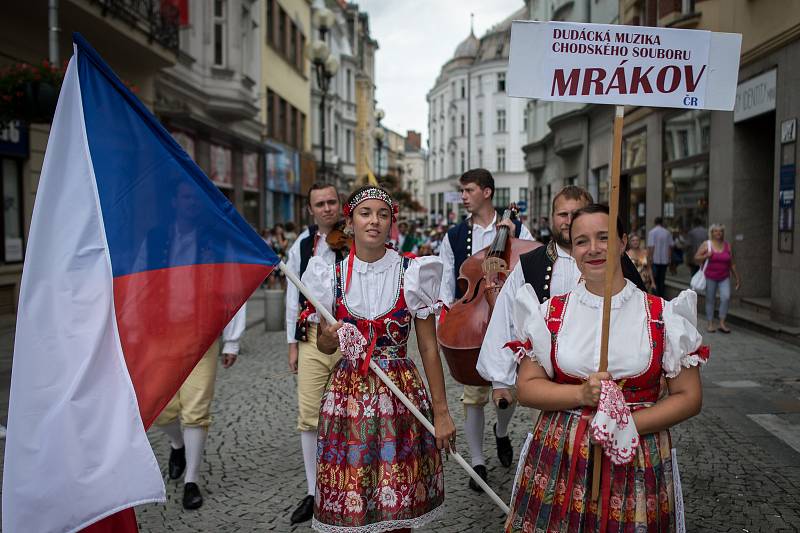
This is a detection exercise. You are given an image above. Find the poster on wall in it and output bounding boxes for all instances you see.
[243,153,259,192]
[210,144,233,188]
[171,130,196,160]
[265,141,300,194]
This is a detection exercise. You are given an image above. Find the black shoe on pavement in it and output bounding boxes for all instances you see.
[182,482,203,510]
[468,464,488,492]
[168,446,186,480]
[290,495,315,524]
[494,423,514,467]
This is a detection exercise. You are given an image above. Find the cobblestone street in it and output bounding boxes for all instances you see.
[129,311,800,532]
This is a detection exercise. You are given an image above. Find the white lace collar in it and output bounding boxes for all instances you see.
[351,247,398,274]
[573,279,638,309]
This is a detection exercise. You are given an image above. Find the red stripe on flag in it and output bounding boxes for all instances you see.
[113,263,272,428]
[80,508,138,533]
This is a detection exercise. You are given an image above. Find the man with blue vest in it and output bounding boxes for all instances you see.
[438,168,536,491]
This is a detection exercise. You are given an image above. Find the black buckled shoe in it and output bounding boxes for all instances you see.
[494,423,514,467]
[182,482,203,510]
[290,495,315,524]
[468,464,488,492]
[168,446,186,480]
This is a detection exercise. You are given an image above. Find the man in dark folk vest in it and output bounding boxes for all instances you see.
[438,169,536,491]
[477,186,647,409]
[284,182,345,524]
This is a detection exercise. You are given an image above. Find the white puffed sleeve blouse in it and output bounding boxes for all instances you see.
[300,249,443,321]
[511,280,706,380]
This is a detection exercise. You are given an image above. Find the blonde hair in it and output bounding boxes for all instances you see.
[708,223,725,240]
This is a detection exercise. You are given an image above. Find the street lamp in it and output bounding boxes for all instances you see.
[309,4,339,179]
[373,108,385,182]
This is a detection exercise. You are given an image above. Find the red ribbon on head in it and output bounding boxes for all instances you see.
[345,244,356,294]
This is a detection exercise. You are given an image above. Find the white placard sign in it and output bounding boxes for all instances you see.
[508,21,742,111]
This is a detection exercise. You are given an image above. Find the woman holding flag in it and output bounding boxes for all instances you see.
[301,185,456,533]
[504,204,708,533]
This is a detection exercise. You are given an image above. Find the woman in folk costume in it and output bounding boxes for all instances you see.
[301,185,456,533]
[504,204,708,533]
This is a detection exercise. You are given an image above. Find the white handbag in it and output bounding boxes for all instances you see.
[690,241,711,293]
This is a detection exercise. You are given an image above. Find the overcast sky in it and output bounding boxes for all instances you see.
[357,0,526,144]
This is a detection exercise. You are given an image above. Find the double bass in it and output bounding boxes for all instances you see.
[437,206,542,386]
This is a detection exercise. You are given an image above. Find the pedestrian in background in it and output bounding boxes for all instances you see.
[670,227,687,275]
[284,221,298,250]
[687,218,708,276]
[695,223,741,333]
[647,217,673,297]
[627,233,655,292]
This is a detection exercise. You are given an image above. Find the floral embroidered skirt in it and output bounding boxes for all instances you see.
[505,410,677,533]
[312,356,444,533]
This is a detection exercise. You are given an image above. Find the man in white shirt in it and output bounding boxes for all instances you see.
[647,217,673,297]
[283,182,344,525]
[477,187,647,417]
[438,169,535,491]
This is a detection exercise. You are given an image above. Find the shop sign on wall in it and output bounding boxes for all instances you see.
[734,69,777,123]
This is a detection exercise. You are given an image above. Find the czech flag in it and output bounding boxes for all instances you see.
[1,34,279,533]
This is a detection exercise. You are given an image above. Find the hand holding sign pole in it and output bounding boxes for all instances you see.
[507,18,741,517]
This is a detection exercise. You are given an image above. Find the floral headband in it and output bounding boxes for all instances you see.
[343,187,398,220]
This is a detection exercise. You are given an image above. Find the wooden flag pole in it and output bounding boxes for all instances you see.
[278,261,511,515]
[592,105,626,503]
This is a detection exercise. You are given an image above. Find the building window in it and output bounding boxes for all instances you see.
[589,166,607,204]
[346,129,352,162]
[460,79,466,98]
[346,69,352,101]
[267,89,275,138]
[450,151,456,175]
[278,98,287,142]
[278,6,286,55]
[334,124,339,156]
[477,111,484,135]
[494,187,510,209]
[663,109,711,233]
[213,0,227,67]
[477,74,483,95]
[289,23,297,65]
[622,130,647,233]
[450,115,456,138]
[299,111,306,150]
[496,109,506,132]
[0,158,23,263]
[497,72,506,92]
[267,0,274,45]
[460,115,465,137]
[519,187,528,208]
[460,151,465,174]
[451,82,456,98]
[523,111,528,132]
[496,148,506,172]
[478,148,483,168]
[432,159,436,177]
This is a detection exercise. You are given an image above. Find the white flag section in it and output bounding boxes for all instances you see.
[508,20,742,110]
[1,55,164,532]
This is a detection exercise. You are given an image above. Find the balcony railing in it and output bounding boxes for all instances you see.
[93,0,180,51]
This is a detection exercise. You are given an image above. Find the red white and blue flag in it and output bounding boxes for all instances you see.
[1,34,279,533]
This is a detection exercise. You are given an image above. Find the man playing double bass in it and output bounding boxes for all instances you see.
[477,185,647,412]
[438,168,536,491]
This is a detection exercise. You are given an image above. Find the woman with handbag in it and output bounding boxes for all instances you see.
[694,224,741,333]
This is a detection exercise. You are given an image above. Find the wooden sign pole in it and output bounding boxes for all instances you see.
[592,104,625,503]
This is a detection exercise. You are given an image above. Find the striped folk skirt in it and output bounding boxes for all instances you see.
[505,410,682,533]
